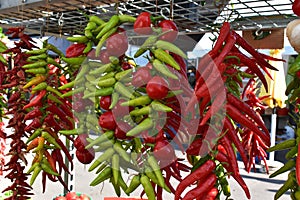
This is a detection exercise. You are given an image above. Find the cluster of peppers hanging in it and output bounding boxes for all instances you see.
[0,11,285,200]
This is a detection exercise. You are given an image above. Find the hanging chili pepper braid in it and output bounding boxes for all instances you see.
[0,27,35,199]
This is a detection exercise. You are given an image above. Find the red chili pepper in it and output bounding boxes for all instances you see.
[227,51,269,91]
[106,31,128,57]
[133,12,153,35]
[8,92,21,103]
[223,116,249,168]
[44,113,62,133]
[23,90,47,110]
[225,103,270,145]
[211,22,231,55]
[52,149,70,174]
[232,30,277,71]
[157,19,178,42]
[46,103,74,129]
[24,118,41,133]
[24,107,43,121]
[182,173,217,200]
[175,160,216,200]
[293,0,300,16]
[200,87,226,126]
[66,43,87,58]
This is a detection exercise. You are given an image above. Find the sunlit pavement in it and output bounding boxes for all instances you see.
[0,148,291,200]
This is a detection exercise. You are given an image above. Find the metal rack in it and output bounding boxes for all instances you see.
[0,0,297,37]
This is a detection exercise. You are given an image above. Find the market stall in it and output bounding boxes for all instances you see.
[0,0,299,200]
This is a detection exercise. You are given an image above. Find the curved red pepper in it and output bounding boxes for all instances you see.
[133,12,153,35]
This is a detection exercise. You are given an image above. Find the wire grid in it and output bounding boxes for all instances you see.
[0,0,297,36]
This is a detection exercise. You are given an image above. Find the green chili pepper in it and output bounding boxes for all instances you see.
[275,170,297,200]
[96,15,120,40]
[41,131,61,149]
[59,127,85,135]
[267,139,296,152]
[32,82,48,92]
[93,139,115,152]
[151,100,172,112]
[118,172,129,194]
[130,106,151,116]
[270,159,296,178]
[83,40,93,54]
[110,176,121,197]
[47,93,64,105]
[109,92,119,109]
[115,69,133,81]
[26,128,42,144]
[0,54,7,65]
[89,15,105,26]
[285,146,298,160]
[151,48,180,70]
[114,82,134,99]
[97,77,116,87]
[67,35,89,43]
[46,57,62,68]
[89,147,115,172]
[152,59,178,80]
[46,43,64,57]
[83,87,114,99]
[61,56,87,65]
[119,14,136,23]
[112,154,120,184]
[86,131,114,149]
[113,141,131,163]
[134,35,158,58]
[95,162,109,174]
[25,67,47,74]
[27,162,40,174]
[155,40,187,58]
[97,71,115,82]
[27,53,48,61]
[95,26,119,56]
[109,56,120,65]
[144,165,159,184]
[147,155,165,189]
[85,29,94,39]
[140,174,156,200]
[23,61,47,69]
[61,86,85,98]
[58,81,75,90]
[30,164,42,185]
[126,174,141,194]
[92,22,107,35]
[288,55,300,74]
[26,48,47,55]
[126,117,153,137]
[85,21,97,30]
[89,63,115,75]
[40,158,59,176]
[90,167,112,186]
[121,95,152,107]
[46,86,63,97]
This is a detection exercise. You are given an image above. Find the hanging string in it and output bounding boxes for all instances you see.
[170,0,174,20]
[156,0,158,15]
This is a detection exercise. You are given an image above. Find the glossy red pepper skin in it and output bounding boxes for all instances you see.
[106,31,128,57]
[146,76,169,100]
[23,90,47,110]
[175,160,216,200]
[293,0,300,17]
[158,20,178,42]
[66,43,87,58]
[24,107,42,121]
[134,12,153,35]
